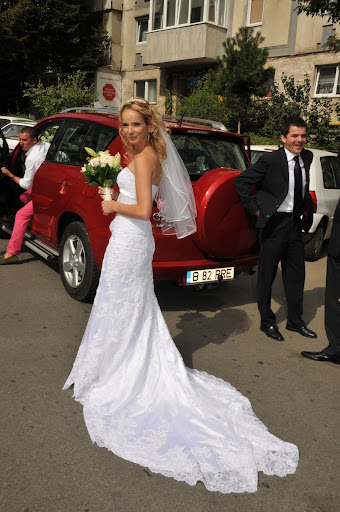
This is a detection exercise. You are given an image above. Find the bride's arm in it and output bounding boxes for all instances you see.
[101,151,156,220]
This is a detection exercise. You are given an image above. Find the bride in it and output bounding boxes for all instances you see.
[63,97,299,494]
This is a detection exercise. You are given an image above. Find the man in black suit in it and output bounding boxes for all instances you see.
[235,116,317,342]
[301,192,340,362]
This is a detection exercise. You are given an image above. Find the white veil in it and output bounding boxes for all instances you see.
[155,128,197,239]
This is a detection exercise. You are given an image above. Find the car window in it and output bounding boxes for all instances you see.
[171,133,248,180]
[251,150,264,164]
[90,124,118,153]
[2,123,31,138]
[37,122,63,161]
[0,130,6,150]
[0,119,11,128]
[320,156,340,189]
[38,122,62,144]
[74,123,119,165]
[49,121,91,165]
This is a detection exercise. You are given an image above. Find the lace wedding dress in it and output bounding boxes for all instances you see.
[63,167,299,494]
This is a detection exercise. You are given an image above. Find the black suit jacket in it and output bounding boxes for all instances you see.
[328,199,340,258]
[234,147,314,230]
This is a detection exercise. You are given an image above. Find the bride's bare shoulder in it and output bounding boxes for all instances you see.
[135,146,160,170]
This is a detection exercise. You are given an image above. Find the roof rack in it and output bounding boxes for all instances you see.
[59,109,227,131]
[60,107,119,115]
[162,115,227,131]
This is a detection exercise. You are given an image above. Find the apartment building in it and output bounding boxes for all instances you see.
[93,0,340,115]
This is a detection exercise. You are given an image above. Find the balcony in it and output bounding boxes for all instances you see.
[145,23,227,66]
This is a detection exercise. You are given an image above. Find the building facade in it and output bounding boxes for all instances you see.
[93,0,340,116]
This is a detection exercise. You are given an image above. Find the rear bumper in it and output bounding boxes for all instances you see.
[152,253,259,284]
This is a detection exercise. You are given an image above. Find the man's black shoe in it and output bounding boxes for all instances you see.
[260,325,284,342]
[286,324,317,338]
[301,350,340,364]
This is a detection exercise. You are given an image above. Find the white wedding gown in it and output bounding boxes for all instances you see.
[63,167,299,494]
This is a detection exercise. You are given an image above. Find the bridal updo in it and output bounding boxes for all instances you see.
[119,97,170,162]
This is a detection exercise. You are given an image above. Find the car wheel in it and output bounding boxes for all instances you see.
[304,223,325,262]
[59,221,100,301]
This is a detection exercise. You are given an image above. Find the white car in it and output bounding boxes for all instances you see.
[0,116,34,129]
[2,120,36,151]
[250,145,340,261]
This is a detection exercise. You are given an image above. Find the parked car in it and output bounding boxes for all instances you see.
[0,125,9,158]
[250,145,340,260]
[0,126,10,218]
[0,115,34,130]
[2,119,36,150]
[1,108,259,301]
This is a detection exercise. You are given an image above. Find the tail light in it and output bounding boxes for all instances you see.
[309,190,317,213]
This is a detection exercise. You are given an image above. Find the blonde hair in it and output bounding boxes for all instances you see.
[119,97,170,162]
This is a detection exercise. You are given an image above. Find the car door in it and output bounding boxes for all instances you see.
[319,154,340,237]
[32,119,93,242]
[32,119,119,244]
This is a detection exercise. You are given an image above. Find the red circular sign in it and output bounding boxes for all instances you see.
[103,83,115,101]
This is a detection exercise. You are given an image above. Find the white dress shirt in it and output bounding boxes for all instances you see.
[277,148,306,213]
[19,141,50,190]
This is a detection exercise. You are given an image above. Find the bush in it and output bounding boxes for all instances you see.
[178,75,230,128]
[24,71,96,118]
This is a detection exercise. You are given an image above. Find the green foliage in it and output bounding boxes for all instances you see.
[323,33,340,52]
[178,75,230,128]
[23,71,96,117]
[251,74,339,150]
[209,26,274,133]
[0,0,109,77]
[0,0,109,113]
[297,0,340,23]
[179,68,339,150]
[164,89,173,116]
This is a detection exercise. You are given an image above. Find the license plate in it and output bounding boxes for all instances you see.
[186,266,234,285]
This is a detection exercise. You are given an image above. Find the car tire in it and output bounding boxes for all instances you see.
[59,221,100,302]
[304,222,325,262]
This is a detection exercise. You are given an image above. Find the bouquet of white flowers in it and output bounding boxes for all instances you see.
[81,147,121,200]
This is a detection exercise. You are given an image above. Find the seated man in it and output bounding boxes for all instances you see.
[0,127,49,264]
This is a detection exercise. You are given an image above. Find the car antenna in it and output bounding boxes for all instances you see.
[177,110,187,126]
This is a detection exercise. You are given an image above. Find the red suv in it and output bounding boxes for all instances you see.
[1,108,259,301]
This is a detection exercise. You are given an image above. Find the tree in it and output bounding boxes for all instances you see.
[297,0,340,23]
[209,27,273,134]
[23,71,96,117]
[0,0,109,112]
[178,75,229,128]
[253,74,339,150]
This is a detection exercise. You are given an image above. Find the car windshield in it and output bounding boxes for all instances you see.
[2,123,31,138]
[171,132,248,180]
[250,150,266,164]
[0,119,11,129]
[320,155,340,189]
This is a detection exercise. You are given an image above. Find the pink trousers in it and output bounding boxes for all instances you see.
[7,189,33,256]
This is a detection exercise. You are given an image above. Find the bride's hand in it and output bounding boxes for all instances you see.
[101,199,117,216]
[98,186,119,201]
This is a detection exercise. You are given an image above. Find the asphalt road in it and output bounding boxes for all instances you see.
[1,237,339,512]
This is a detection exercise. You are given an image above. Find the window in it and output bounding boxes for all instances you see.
[171,132,248,179]
[190,0,204,23]
[321,156,340,189]
[49,121,91,165]
[247,0,263,26]
[38,122,63,162]
[2,123,32,138]
[136,17,149,43]
[89,124,118,154]
[314,66,340,97]
[0,118,11,128]
[134,80,157,103]
[150,0,226,30]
